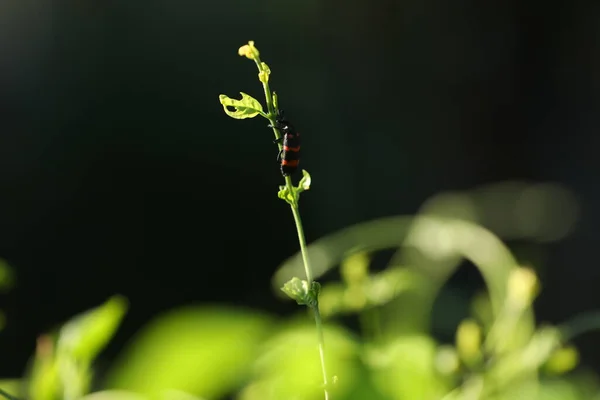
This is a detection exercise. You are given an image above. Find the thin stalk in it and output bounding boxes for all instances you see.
[559,311,600,342]
[290,198,328,399]
[288,185,314,284]
[253,55,330,400]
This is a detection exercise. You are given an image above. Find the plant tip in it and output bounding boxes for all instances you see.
[238,40,260,60]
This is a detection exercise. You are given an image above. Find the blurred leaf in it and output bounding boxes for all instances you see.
[0,381,21,400]
[434,345,460,377]
[367,336,450,400]
[535,379,582,400]
[470,291,494,331]
[219,93,264,119]
[106,306,273,400]
[239,320,359,400]
[79,391,147,400]
[387,216,536,339]
[273,214,535,342]
[486,326,561,392]
[57,296,128,362]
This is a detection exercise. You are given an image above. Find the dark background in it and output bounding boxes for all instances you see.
[1,0,599,378]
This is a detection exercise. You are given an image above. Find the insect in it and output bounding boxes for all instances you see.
[268,110,301,176]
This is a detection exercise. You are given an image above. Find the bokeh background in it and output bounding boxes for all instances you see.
[0,0,599,382]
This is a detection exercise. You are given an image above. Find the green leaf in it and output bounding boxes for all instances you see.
[57,295,128,362]
[281,278,320,308]
[219,92,264,119]
[105,306,273,400]
[239,321,359,400]
[297,170,311,192]
[367,336,450,400]
[78,390,147,400]
[0,382,21,400]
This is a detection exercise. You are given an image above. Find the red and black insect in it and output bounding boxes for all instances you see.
[269,110,301,176]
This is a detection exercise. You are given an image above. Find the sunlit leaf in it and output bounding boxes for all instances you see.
[106,307,273,400]
[57,295,128,362]
[79,390,147,400]
[0,381,21,400]
[367,336,450,400]
[239,320,359,400]
[219,92,264,119]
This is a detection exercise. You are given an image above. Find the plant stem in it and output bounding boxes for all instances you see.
[288,183,313,284]
[253,56,330,399]
[313,306,330,400]
[289,195,329,399]
[559,311,600,342]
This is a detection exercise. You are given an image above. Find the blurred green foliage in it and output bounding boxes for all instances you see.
[1,183,599,400]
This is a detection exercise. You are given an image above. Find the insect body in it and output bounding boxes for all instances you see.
[269,110,301,176]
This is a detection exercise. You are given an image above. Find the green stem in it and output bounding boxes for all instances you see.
[252,55,329,399]
[289,188,313,284]
[313,306,330,400]
[290,196,329,399]
[559,311,600,342]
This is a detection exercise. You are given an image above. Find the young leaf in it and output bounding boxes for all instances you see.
[105,306,273,400]
[57,295,128,362]
[219,92,264,119]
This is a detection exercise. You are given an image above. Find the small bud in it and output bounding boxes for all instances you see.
[281,277,308,304]
[435,345,460,375]
[341,252,369,285]
[281,278,321,308]
[507,267,539,309]
[456,319,482,366]
[544,345,579,375]
[258,62,270,83]
[238,40,260,60]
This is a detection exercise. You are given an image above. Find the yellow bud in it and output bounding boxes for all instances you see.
[341,252,370,285]
[507,267,539,309]
[343,285,367,311]
[238,40,260,60]
[258,62,270,83]
[544,345,579,375]
[435,345,460,375]
[456,319,482,365]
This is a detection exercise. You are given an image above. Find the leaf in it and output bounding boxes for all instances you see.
[79,390,147,400]
[219,92,264,119]
[105,306,273,400]
[57,295,128,362]
[297,170,311,192]
[367,336,450,400]
[239,321,359,400]
[0,381,21,400]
